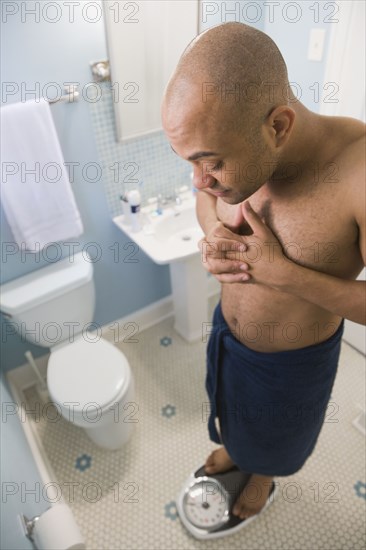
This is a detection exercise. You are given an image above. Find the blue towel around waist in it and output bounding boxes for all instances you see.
[206,302,344,476]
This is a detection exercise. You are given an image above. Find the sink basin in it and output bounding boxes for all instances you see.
[113,195,215,342]
[154,207,203,246]
[113,196,204,265]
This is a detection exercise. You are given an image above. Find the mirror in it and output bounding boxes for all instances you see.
[103,0,199,142]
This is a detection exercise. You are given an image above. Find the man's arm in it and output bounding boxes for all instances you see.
[275,262,366,325]
[195,190,218,234]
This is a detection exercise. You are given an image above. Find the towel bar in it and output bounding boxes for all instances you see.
[48,85,79,104]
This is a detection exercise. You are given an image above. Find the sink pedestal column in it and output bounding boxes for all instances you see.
[169,255,209,342]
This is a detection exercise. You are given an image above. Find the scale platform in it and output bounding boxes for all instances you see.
[176,464,277,540]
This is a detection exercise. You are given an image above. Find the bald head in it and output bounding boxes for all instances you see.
[164,22,290,139]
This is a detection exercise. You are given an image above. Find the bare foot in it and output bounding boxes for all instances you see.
[204,446,235,475]
[204,447,274,520]
[232,473,274,520]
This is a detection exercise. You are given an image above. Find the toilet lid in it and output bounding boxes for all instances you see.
[47,337,130,411]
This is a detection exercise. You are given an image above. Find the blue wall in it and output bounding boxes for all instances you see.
[0,0,171,372]
[263,0,333,112]
[200,0,333,112]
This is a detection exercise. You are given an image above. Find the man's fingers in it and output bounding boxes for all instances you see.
[200,238,247,257]
[210,221,247,244]
[213,227,246,245]
[242,201,270,237]
[215,272,251,284]
[201,257,249,274]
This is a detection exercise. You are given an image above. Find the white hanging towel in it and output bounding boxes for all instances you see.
[0,99,84,251]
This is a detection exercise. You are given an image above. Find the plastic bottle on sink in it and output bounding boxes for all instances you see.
[120,194,131,225]
[128,189,141,232]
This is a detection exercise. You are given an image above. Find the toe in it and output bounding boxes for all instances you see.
[232,503,240,517]
[204,449,221,473]
[233,503,256,520]
[204,447,235,474]
[233,502,248,519]
[204,454,217,473]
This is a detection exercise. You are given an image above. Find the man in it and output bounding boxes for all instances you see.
[162,22,365,521]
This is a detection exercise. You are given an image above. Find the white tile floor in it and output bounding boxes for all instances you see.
[22,297,366,550]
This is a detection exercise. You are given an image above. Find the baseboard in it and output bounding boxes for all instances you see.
[100,295,173,343]
[101,278,220,344]
[6,363,62,490]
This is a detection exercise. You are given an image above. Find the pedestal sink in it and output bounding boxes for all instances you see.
[113,195,215,342]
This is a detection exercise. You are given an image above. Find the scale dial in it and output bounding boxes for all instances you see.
[182,476,230,532]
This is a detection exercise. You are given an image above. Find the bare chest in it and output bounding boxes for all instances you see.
[217,183,362,278]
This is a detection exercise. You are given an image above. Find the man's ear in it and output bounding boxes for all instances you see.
[263,105,296,149]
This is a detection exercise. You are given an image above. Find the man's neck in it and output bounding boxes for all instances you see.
[272,104,327,183]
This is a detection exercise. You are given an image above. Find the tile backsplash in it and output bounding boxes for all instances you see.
[89,84,193,218]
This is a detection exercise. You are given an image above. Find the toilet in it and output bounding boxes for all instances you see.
[0,252,135,450]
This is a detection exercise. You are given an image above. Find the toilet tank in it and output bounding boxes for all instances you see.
[0,252,95,348]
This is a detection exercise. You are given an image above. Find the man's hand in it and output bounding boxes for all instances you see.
[230,201,291,287]
[199,201,291,287]
[198,219,250,283]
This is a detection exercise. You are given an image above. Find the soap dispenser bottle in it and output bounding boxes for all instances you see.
[128,189,141,232]
[120,194,131,225]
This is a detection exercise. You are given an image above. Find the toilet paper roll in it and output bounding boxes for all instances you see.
[32,504,86,550]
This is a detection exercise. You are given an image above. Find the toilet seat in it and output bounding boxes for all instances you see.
[47,336,131,414]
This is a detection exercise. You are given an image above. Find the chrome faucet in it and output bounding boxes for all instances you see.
[150,187,189,214]
[157,192,181,208]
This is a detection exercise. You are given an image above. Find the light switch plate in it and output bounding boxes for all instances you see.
[308,28,326,61]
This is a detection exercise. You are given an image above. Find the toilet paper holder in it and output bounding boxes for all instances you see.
[21,513,41,542]
[20,504,86,550]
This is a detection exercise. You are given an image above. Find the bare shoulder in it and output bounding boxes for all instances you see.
[332,117,365,172]
[329,117,365,208]
[336,118,366,258]
[343,120,365,197]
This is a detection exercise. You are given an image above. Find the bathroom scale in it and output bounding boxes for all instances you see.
[176,464,277,540]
